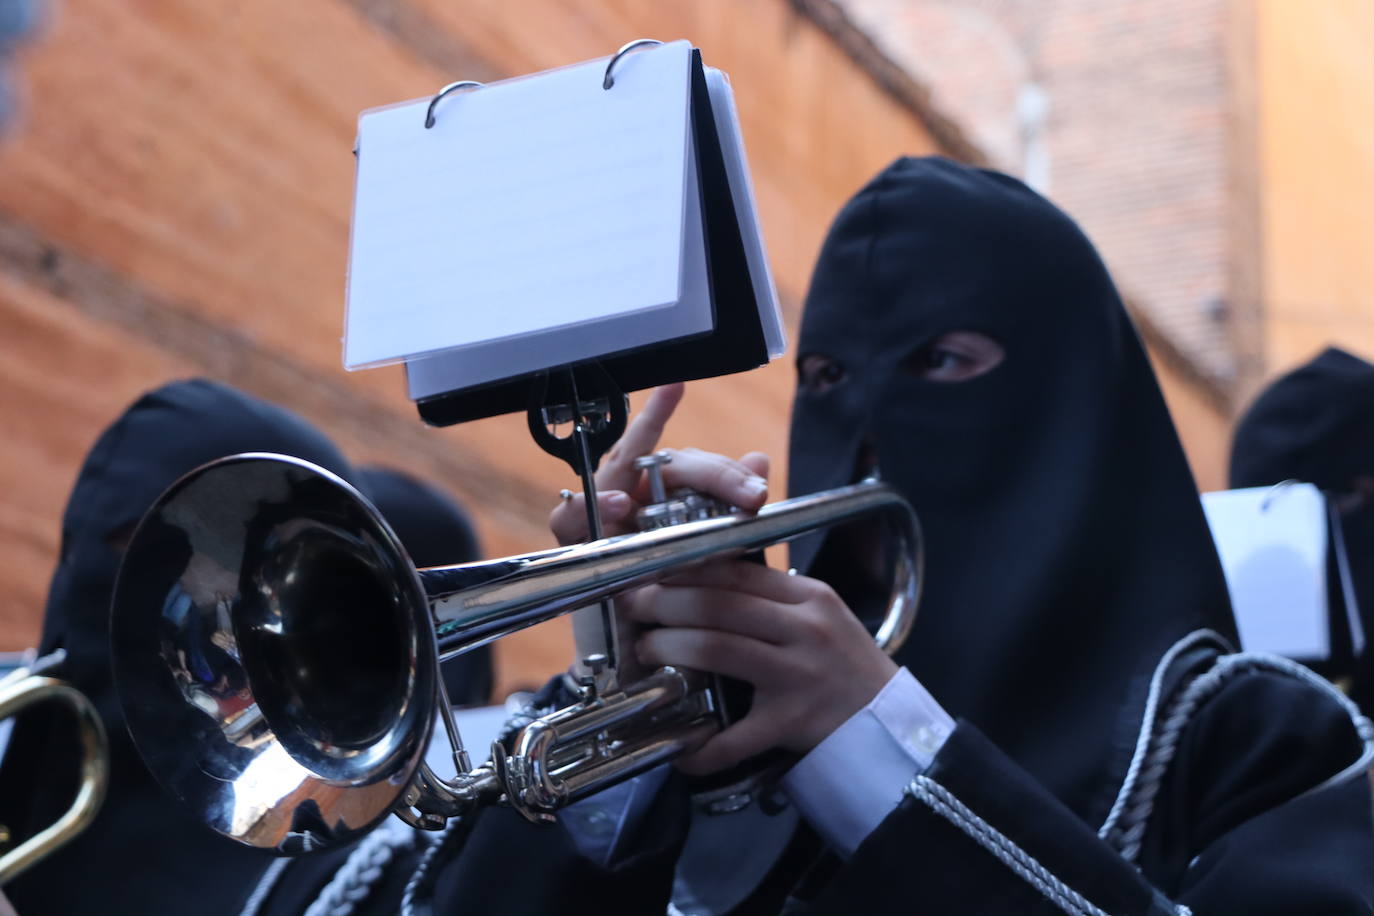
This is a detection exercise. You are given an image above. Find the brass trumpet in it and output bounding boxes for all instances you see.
[111,453,919,853]
[0,652,108,883]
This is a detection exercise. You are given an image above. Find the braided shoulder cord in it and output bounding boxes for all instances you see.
[909,776,1114,916]
[400,817,481,916]
[302,820,420,916]
[239,859,291,916]
[1098,630,1232,845]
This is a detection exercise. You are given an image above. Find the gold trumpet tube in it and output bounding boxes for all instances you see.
[0,662,108,884]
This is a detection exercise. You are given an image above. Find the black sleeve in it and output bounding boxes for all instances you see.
[796,672,1374,916]
[797,723,1174,915]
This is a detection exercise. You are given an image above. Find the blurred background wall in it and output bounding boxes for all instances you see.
[831,0,1374,414]
[0,0,1368,694]
[1253,0,1374,372]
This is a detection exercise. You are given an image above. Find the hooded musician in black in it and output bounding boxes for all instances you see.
[0,380,494,916]
[1231,346,1374,713]
[441,157,1374,915]
[0,380,367,913]
[745,156,1374,913]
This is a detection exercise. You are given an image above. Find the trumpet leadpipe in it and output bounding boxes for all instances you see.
[422,479,920,660]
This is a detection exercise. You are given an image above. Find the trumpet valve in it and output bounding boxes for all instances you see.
[632,451,722,529]
[634,450,673,503]
[636,449,744,530]
[577,652,615,700]
[637,491,739,530]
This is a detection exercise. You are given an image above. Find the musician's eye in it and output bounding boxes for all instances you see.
[902,332,1004,382]
[798,353,847,394]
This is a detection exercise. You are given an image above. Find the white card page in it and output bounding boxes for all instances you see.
[406,123,713,398]
[1201,484,1329,659]
[705,68,786,359]
[345,40,698,371]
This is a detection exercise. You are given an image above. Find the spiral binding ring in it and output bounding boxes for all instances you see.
[424,80,485,129]
[602,39,664,90]
[424,39,664,131]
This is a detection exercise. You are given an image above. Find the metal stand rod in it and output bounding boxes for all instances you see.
[527,365,629,683]
[436,672,472,775]
[566,370,620,674]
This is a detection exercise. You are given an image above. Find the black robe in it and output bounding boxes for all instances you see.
[1230,346,1374,712]
[415,159,1374,914]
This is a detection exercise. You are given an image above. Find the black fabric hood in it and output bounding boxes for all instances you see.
[3,379,356,912]
[357,467,481,570]
[789,157,1236,824]
[1230,347,1374,492]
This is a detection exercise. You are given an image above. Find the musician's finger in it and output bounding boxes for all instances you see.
[635,627,787,683]
[597,383,685,492]
[674,715,779,776]
[624,581,792,644]
[739,451,770,480]
[548,490,633,546]
[656,561,812,605]
[651,448,769,511]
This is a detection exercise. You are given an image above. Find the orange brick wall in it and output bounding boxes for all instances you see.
[0,0,944,695]
[0,0,1231,697]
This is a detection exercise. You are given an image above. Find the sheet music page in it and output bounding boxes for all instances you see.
[405,123,712,398]
[1201,484,1329,659]
[345,40,695,370]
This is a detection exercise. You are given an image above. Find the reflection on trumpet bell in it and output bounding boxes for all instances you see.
[0,654,108,884]
[110,453,921,853]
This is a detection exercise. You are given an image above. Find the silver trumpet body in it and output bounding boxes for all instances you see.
[110,453,920,853]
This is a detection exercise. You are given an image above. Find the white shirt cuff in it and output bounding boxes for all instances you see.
[780,667,954,858]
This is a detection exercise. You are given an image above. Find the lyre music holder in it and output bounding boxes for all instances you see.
[410,39,771,428]
[419,42,666,676]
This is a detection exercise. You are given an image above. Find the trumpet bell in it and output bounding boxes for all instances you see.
[111,453,437,852]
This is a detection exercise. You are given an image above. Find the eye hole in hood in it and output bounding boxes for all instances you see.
[798,352,847,395]
[799,330,1004,396]
[902,331,1005,383]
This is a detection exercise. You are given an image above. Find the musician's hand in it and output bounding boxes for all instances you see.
[548,383,771,545]
[628,561,897,775]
